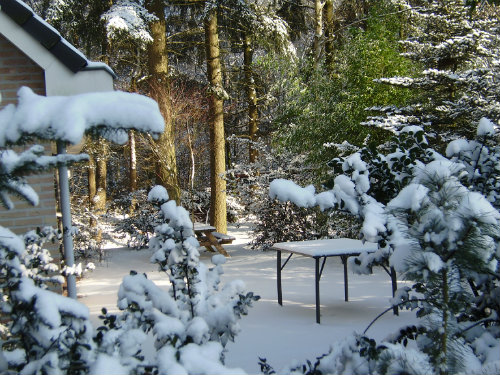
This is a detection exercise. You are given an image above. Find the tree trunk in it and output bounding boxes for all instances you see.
[243,33,258,163]
[88,154,97,227]
[145,0,181,203]
[205,8,227,233]
[101,0,113,65]
[186,124,196,222]
[313,0,324,68]
[95,148,107,215]
[129,130,137,192]
[324,0,335,73]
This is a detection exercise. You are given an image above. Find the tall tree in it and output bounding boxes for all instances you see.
[227,2,296,166]
[243,33,259,163]
[205,4,228,233]
[313,0,324,68]
[101,0,181,201]
[323,0,335,71]
[145,0,181,202]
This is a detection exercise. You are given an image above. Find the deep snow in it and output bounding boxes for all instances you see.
[77,222,417,374]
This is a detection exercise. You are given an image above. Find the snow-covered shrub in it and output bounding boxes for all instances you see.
[147,185,259,348]
[20,226,64,288]
[340,127,434,280]
[330,126,434,205]
[112,187,242,250]
[112,189,162,249]
[180,188,246,224]
[446,117,500,210]
[181,188,212,223]
[0,226,96,374]
[251,199,347,251]
[268,119,500,374]
[226,137,359,248]
[226,137,314,218]
[0,103,95,373]
[92,186,259,372]
[70,199,106,262]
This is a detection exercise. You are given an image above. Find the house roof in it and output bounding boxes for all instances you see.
[0,0,115,77]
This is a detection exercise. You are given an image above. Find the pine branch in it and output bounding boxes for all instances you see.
[363,298,428,335]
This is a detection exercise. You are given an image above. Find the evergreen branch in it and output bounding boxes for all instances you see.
[333,6,425,34]
[460,318,498,334]
[278,0,314,11]
[363,298,428,335]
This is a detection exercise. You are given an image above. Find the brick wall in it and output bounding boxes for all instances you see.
[0,33,59,237]
[0,33,45,102]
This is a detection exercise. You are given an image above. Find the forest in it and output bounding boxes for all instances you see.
[0,0,499,374]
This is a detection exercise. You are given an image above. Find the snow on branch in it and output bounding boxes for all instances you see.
[0,87,164,146]
[0,145,88,209]
[269,179,316,208]
[102,0,156,44]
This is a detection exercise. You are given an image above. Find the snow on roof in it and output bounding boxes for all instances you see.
[0,86,165,146]
[0,0,115,77]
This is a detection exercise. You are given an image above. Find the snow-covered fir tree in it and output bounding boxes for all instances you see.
[268,118,500,374]
[364,0,500,144]
[386,158,499,373]
[0,225,96,374]
[93,185,258,373]
[0,141,94,375]
[148,185,259,349]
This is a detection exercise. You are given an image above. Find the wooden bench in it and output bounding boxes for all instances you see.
[212,232,235,245]
[194,224,232,257]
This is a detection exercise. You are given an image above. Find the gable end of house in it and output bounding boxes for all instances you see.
[0,0,115,76]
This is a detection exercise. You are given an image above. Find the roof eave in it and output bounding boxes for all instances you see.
[0,0,114,77]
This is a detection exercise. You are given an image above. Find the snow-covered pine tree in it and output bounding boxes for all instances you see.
[0,145,87,210]
[268,119,499,374]
[446,117,500,210]
[364,0,500,144]
[386,158,499,374]
[148,185,259,348]
[21,226,64,287]
[0,148,94,374]
[93,185,258,373]
[444,117,500,343]
[0,228,96,374]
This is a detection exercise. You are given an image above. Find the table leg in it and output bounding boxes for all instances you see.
[341,255,349,302]
[315,257,320,324]
[277,251,282,306]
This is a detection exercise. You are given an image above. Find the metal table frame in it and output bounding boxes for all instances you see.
[273,239,378,324]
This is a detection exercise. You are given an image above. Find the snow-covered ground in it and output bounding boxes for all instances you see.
[77,222,416,374]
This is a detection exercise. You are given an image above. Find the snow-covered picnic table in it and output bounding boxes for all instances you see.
[272,239,378,324]
[194,223,235,257]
